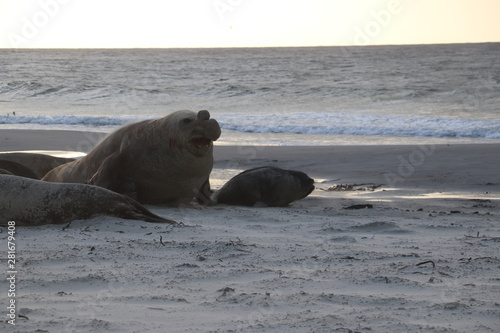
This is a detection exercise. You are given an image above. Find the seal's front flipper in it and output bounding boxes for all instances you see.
[87,152,121,188]
[87,152,139,200]
[195,179,216,206]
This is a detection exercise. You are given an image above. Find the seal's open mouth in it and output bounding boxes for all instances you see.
[191,137,212,150]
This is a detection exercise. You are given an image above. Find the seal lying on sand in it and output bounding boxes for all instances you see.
[0,152,74,179]
[0,160,38,179]
[0,175,176,226]
[215,166,315,207]
[43,110,221,205]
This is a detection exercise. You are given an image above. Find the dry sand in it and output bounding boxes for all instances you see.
[1,129,499,332]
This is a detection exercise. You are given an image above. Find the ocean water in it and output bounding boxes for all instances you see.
[1,44,499,146]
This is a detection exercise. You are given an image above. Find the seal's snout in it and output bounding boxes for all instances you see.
[206,119,221,141]
[306,183,315,196]
[196,110,221,142]
[303,177,315,196]
[197,110,211,121]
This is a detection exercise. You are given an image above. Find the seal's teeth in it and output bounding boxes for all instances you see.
[191,138,211,149]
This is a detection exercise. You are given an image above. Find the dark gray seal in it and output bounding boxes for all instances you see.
[0,175,177,226]
[42,110,221,206]
[0,159,38,179]
[216,166,315,207]
[0,152,75,179]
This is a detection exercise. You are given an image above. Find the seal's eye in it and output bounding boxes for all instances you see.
[182,118,193,124]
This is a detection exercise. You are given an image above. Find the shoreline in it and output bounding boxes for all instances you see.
[2,128,500,149]
[1,127,500,147]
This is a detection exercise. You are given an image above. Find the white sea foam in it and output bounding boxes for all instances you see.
[1,112,499,141]
[0,115,136,127]
[218,112,500,139]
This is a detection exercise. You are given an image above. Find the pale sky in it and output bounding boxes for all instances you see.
[1,0,499,48]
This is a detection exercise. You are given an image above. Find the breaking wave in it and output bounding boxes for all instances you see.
[218,112,500,139]
[2,112,499,140]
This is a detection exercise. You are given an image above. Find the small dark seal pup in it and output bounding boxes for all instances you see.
[216,166,315,207]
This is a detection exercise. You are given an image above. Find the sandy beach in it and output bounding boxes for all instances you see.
[1,129,499,332]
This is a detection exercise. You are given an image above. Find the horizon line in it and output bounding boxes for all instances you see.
[1,41,499,50]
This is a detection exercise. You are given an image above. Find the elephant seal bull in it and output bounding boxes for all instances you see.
[0,175,176,226]
[215,166,315,207]
[43,110,221,206]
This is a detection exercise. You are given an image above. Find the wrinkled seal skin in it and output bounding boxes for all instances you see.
[0,175,177,226]
[0,159,38,179]
[0,153,74,179]
[216,166,315,207]
[43,110,221,206]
